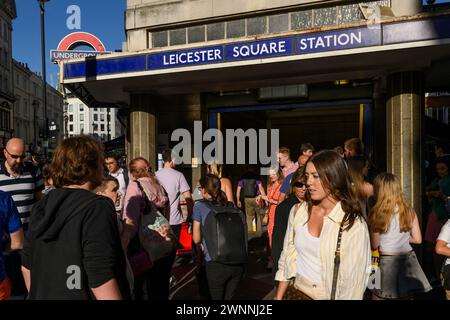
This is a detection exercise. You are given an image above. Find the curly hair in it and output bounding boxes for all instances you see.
[51,135,104,188]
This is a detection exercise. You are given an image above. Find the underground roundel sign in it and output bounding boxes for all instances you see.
[50,32,111,63]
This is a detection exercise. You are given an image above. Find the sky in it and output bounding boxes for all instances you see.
[13,0,126,88]
[11,0,449,88]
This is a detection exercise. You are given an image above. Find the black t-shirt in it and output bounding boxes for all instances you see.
[271,195,300,281]
[21,188,131,300]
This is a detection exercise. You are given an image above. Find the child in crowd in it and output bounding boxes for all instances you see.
[94,175,122,229]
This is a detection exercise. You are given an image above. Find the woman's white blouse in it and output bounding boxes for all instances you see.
[275,201,372,300]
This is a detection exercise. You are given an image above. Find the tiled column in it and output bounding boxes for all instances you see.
[128,94,157,171]
[386,71,424,222]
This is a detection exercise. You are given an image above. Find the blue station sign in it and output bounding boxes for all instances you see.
[147,26,380,70]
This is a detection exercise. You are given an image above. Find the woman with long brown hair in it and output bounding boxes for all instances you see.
[369,173,431,300]
[275,150,371,300]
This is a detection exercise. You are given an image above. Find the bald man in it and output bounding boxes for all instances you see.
[0,138,44,227]
[0,138,43,297]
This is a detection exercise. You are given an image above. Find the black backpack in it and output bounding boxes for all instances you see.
[242,179,257,198]
[201,200,248,265]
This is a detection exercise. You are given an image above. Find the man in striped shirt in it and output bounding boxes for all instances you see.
[0,138,44,230]
[0,138,43,297]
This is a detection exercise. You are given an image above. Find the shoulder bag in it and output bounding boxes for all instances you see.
[135,180,180,262]
[330,223,344,300]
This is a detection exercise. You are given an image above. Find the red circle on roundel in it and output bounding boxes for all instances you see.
[56,32,106,52]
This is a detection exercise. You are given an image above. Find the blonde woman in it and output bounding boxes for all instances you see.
[369,173,431,300]
[275,150,371,300]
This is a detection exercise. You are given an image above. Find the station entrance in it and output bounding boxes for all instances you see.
[207,99,374,185]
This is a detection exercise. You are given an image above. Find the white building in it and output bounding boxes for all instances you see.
[64,94,123,141]
[13,60,64,152]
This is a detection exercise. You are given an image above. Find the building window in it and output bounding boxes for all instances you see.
[80,114,84,122]
[100,114,105,121]
[226,19,245,38]
[188,26,205,43]
[247,16,267,36]
[207,22,225,41]
[79,104,84,111]
[268,13,289,33]
[169,28,187,46]
[101,124,105,132]
[151,30,168,48]
[68,104,73,112]
[94,114,98,121]
[69,124,73,132]
[15,97,21,114]
[291,10,313,30]
[69,114,73,122]
[313,6,338,28]
[94,108,98,111]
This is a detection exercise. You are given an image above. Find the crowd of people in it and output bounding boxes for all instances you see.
[0,135,449,300]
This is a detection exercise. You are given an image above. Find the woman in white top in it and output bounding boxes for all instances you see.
[275,150,371,300]
[369,173,431,299]
[435,220,450,300]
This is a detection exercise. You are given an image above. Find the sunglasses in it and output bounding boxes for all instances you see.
[292,181,306,188]
[5,149,25,160]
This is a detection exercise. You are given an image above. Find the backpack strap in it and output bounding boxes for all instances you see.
[123,169,130,187]
[330,223,344,300]
[135,180,154,215]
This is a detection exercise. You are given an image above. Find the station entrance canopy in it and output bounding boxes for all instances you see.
[60,13,450,108]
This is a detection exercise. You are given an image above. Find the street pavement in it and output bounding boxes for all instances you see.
[169,232,275,300]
